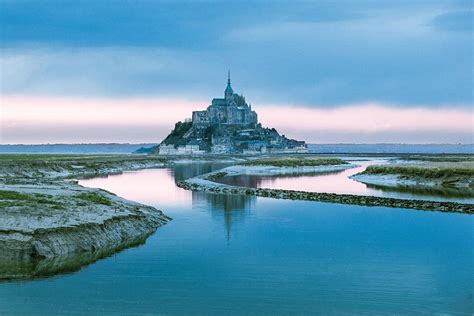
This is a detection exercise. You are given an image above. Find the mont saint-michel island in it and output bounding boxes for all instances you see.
[156,73,308,155]
[1,1,473,313]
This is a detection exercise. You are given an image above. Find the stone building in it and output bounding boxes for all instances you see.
[192,72,257,128]
[158,144,205,155]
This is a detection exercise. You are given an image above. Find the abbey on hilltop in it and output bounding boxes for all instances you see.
[157,72,307,155]
[192,71,258,128]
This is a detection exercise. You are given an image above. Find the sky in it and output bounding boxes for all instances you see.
[0,0,472,144]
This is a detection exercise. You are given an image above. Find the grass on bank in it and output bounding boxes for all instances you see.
[76,192,113,206]
[0,190,63,209]
[0,153,167,162]
[242,157,348,167]
[0,189,114,210]
[206,172,228,181]
[362,162,474,179]
[401,155,474,163]
[0,154,93,161]
[0,190,31,200]
[0,154,169,180]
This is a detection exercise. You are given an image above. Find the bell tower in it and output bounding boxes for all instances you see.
[224,70,233,100]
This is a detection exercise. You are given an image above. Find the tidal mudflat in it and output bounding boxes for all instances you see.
[1,161,471,314]
[0,154,472,314]
[0,154,171,280]
[352,157,474,197]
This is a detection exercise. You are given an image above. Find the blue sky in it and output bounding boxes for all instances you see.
[0,0,472,143]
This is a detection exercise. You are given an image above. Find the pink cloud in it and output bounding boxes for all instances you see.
[1,95,202,126]
[258,103,473,133]
[1,95,472,144]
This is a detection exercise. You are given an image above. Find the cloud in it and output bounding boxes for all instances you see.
[430,10,473,32]
[226,8,472,106]
[0,1,471,145]
[0,1,362,48]
[0,95,199,143]
[1,96,472,144]
[0,47,223,98]
[0,1,472,107]
[258,103,473,138]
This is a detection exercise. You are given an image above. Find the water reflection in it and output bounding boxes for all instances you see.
[217,160,474,203]
[79,163,256,242]
[179,164,256,241]
[172,162,234,182]
[0,163,244,281]
[0,234,150,281]
[193,191,254,241]
[16,160,470,281]
[78,168,189,207]
[217,161,380,195]
[3,163,472,314]
[365,182,474,199]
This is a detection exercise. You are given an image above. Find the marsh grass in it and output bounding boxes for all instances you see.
[362,162,474,189]
[0,190,63,209]
[0,190,31,200]
[76,192,113,206]
[0,154,87,161]
[402,155,474,163]
[0,154,168,182]
[206,172,228,181]
[242,157,347,167]
[0,153,168,163]
[363,163,474,178]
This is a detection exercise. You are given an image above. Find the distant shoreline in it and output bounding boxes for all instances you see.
[1,143,472,154]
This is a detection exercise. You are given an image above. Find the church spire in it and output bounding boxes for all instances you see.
[225,70,233,99]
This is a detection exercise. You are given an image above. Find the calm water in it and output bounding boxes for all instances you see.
[217,160,474,203]
[0,163,472,315]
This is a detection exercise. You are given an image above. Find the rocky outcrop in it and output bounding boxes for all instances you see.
[155,74,307,154]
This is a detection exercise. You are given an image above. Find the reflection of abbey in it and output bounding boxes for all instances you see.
[158,73,307,155]
[192,72,258,127]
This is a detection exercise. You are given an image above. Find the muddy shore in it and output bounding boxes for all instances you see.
[0,155,172,280]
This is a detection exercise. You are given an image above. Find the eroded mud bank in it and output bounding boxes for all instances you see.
[177,170,474,214]
[0,155,172,280]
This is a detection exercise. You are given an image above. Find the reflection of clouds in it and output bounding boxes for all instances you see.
[365,183,474,199]
[0,234,149,281]
[218,162,375,195]
[217,160,474,203]
[79,168,190,207]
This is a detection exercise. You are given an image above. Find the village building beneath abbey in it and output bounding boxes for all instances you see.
[158,73,307,155]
